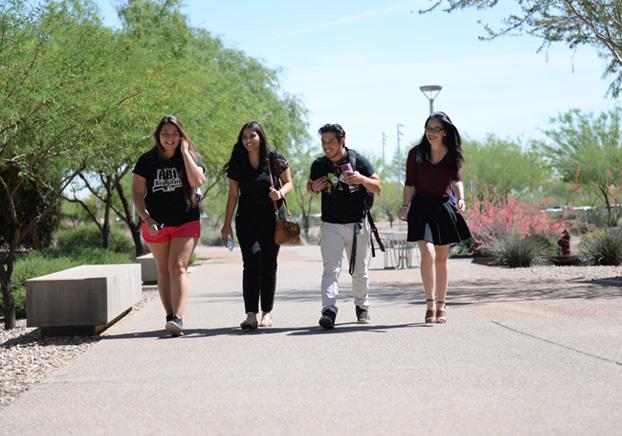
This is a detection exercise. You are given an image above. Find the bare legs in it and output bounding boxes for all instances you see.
[416,241,450,323]
[147,237,198,320]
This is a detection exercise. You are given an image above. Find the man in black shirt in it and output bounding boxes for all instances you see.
[307,124,382,329]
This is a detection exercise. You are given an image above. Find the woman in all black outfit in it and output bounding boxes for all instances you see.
[398,112,471,324]
[221,121,293,330]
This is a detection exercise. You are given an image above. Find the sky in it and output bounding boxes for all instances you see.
[97,0,617,160]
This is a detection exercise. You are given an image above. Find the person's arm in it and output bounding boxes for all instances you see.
[398,185,415,221]
[453,180,466,213]
[269,167,293,201]
[220,178,239,242]
[131,174,159,235]
[180,138,206,188]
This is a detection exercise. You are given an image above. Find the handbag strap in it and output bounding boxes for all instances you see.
[265,156,291,218]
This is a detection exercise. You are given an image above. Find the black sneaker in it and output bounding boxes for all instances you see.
[164,313,174,330]
[165,316,184,336]
[319,309,336,329]
[356,306,370,324]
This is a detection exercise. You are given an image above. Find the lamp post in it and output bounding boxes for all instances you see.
[419,85,442,114]
[396,123,404,184]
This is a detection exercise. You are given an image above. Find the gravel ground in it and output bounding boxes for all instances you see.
[1,264,620,411]
[0,288,158,410]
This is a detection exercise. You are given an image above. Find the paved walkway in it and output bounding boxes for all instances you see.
[1,245,621,435]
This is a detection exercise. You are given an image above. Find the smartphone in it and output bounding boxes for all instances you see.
[339,163,353,174]
[225,234,234,251]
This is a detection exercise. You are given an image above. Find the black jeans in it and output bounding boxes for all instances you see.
[235,212,280,314]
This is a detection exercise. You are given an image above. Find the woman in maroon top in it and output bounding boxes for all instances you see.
[398,111,471,324]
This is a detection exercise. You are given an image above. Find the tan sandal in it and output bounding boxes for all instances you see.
[259,312,272,328]
[425,299,436,323]
[436,301,447,324]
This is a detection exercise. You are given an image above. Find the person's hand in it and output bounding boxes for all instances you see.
[456,198,466,214]
[220,224,232,244]
[268,187,283,201]
[398,206,409,221]
[145,217,160,236]
[310,176,328,193]
[343,170,363,186]
[180,136,189,153]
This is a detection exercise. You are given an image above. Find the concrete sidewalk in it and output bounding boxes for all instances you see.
[1,245,621,435]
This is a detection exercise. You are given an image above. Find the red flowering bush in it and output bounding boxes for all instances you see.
[467,197,566,258]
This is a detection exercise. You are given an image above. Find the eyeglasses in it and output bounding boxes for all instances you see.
[425,127,444,133]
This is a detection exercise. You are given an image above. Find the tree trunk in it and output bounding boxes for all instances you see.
[0,267,16,330]
[115,181,144,257]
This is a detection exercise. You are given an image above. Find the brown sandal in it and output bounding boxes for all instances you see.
[436,301,447,324]
[425,299,436,323]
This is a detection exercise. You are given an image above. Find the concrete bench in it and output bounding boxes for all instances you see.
[136,253,158,284]
[26,264,142,336]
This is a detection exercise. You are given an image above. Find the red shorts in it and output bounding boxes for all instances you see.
[141,220,200,244]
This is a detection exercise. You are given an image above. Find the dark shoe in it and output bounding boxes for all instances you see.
[240,314,258,330]
[355,306,371,324]
[165,316,184,336]
[319,309,336,329]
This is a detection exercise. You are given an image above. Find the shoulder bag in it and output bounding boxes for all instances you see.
[267,157,301,245]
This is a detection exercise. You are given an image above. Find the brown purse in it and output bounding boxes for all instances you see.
[267,157,301,245]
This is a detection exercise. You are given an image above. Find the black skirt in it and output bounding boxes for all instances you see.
[407,195,472,245]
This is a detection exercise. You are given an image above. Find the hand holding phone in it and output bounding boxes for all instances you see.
[339,163,353,174]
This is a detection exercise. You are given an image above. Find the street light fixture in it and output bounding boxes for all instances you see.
[419,85,442,114]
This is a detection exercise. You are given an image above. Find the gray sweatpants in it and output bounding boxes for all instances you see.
[319,219,371,314]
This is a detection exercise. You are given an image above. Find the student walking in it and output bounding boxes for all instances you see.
[398,111,471,324]
[132,115,205,336]
[221,121,293,330]
[307,123,381,329]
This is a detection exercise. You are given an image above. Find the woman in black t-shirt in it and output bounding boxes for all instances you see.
[132,115,205,336]
[398,111,471,324]
[221,121,293,330]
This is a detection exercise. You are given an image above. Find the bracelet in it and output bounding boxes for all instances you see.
[401,204,409,208]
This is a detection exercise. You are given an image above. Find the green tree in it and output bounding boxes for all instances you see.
[375,181,402,228]
[0,0,107,328]
[288,140,319,239]
[540,107,622,227]
[422,1,622,96]
[461,136,549,202]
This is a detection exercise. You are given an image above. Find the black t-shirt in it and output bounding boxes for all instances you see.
[227,150,289,218]
[309,148,375,224]
[132,148,202,226]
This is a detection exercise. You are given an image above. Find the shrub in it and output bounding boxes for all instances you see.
[56,224,133,254]
[580,228,622,265]
[467,196,566,258]
[2,248,134,320]
[489,233,553,268]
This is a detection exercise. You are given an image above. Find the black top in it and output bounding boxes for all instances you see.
[227,150,289,218]
[309,148,375,224]
[133,148,203,226]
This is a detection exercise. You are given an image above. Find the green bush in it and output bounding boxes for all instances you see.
[490,233,553,268]
[580,228,622,266]
[56,224,134,254]
[2,248,134,320]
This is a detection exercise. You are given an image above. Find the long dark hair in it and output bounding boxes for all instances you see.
[223,121,271,175]
[152,115,200,207]
[417,111,464,169]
